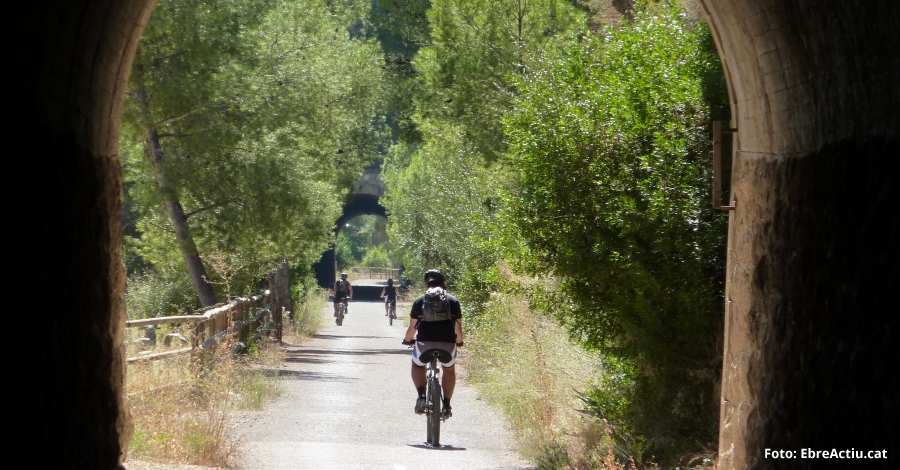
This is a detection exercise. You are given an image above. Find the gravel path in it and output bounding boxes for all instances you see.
[232,300,532,469]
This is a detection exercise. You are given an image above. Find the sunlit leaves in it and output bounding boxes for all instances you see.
[382,0,585,299]
[382,124,493,280]
[502,2,728,451]
[413,0,585,163]
[121,0,386,283]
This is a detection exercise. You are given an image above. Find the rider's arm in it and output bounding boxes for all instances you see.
[403,318,418,343]
[451,300,464,344]
[381,287,385,297]
[349,284,354,298]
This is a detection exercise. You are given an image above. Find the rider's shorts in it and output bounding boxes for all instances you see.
[333,294,348,303]
[412,341,458,368]
[384,295,396,304]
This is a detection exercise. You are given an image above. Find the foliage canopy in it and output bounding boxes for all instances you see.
[504,3,728,457]
[383,0,729,462]
[121,0,386,308]
[122,0,731,463]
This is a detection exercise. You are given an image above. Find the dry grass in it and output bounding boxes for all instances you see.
[464,291,598,468]
[284,288,329,342]
[125,335,284,467]
[464,274,678,469]
[463,268,720,469]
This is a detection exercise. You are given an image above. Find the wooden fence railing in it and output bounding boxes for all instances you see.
[125,261,293,363]
[349,267,400,280]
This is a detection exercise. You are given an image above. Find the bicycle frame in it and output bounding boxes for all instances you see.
[336,299,347,326]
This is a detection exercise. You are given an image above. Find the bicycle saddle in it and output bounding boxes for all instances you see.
[420,348,453,363]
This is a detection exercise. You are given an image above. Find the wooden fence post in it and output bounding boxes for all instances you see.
[277,260,292,315]
[267,272,278,341]
[275,261,291,342]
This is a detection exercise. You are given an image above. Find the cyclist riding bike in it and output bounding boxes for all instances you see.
[402,269,464,419]
[381,278,398,316]
[333,272,353,318]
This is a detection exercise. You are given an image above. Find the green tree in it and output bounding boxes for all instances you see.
[335,215,399,270]
[369,0,433,144]
[503,2,728,458]
[382,0,584,290]
[414,0,584,162]
[121,0,386,306]
[382,125,497,280]
[371,0,432,53]
[335,217,373,269]
[359,245,393,267]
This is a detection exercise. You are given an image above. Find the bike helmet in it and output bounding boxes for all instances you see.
[340,272,348,280]
[423,269,445,286]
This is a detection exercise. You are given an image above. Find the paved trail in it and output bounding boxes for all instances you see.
[236,300,532,470]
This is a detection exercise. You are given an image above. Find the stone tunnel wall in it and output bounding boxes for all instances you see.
[12,0,900,468]
[18,0,158,468]
[721,137,899,469]
[702,0,899,468]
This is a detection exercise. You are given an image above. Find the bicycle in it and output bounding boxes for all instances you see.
[336,299,347,326]
[423,348,447,447]
[387,298,397,326]
[403,340,455,447]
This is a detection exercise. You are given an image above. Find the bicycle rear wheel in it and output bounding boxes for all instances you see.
[426,374,442,446]
[388,302,395,326]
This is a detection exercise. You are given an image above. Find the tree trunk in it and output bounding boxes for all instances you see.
[278,260,293,320]
[267,271,281,344]
[135,87,218,307]
[267,261,293,343]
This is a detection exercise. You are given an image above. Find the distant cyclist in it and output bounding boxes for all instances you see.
[402,269,464,419]
[333,272,353,318]
[381,278,397,316]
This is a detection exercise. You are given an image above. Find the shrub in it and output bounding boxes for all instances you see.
[503,1,728,463]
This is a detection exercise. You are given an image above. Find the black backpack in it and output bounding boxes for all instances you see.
[336,279,349,294]
[422,287,451,322]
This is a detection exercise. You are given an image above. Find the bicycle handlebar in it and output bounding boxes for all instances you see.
[400,339,464,347]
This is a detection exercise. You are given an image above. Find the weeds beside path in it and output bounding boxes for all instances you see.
[124,290,327,468]
[125,459,218,470]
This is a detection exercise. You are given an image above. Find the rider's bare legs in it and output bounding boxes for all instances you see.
[441,365,456,399]
[412,363,425,388]
[411,363,454,401]
[333,299,349,317]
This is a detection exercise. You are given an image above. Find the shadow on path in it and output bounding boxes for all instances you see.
[312,334,393,340]
[256,368,359,383]
[406,444,467,451]
[289,348,410,357]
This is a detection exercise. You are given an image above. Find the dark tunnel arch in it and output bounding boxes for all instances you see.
[16,0,900,467]
[313,193,388,287]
